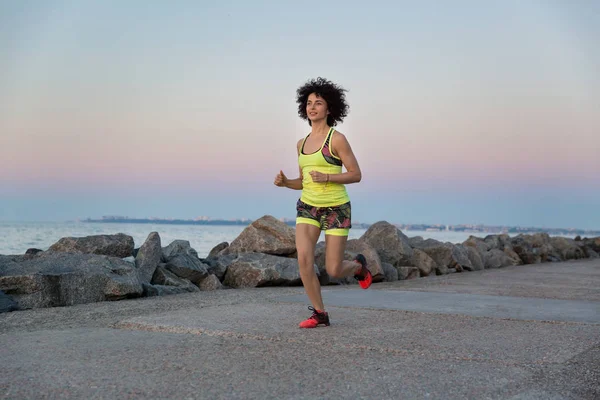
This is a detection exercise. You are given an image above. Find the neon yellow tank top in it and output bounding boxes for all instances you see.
[298,127,350,207]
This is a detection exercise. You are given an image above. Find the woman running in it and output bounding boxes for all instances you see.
[274,77,372,328]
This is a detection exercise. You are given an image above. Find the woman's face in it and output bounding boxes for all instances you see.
[306,93,328,124]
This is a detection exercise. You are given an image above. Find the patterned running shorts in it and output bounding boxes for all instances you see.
[296,199,352,236]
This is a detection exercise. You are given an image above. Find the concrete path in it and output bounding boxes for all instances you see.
[1,259,599,399]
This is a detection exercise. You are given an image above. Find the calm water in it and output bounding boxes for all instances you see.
[0,221,577,258]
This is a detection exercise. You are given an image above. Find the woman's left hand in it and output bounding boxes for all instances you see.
[310,170,328,183]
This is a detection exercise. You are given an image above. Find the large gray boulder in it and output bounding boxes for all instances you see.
[48,233,134,258]
[408,236,425,248]
[397,266,420,280]
[0,290,18,313]
[463,236,490,256]
[451,244,474,271]
[151,265,200,292]
[222,253,310,288]
[483,234,513,251]
[208,242,229,258]
[0,252,143,309]
[484,249,518,269]
[203,256,231,282]
[550,237,586,260]
[135,232,162,283]
[221,215,296,256]
[381,262,398,282]
[411,249,437,277]
[578,240,599,259]
[411,239,472,272]
[465,246,484,271]
[198,275,224,291]
[511,233,559,264]
[162,240,199,261]
[360,221,414,267]
[165,254,209,284]
[582,237,600,254]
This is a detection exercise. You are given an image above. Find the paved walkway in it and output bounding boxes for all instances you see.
[1,259,599,399]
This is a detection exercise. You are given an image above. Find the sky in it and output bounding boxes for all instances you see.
[1,0,599,229]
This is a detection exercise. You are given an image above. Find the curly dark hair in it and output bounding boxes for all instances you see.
[296,77,349,126]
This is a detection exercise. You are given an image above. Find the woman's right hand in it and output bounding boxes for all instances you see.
[274,170,287,187]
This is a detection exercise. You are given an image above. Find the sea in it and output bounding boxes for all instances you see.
[0,221,579,258]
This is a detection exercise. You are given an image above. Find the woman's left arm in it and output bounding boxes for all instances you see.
[328,132,362,184]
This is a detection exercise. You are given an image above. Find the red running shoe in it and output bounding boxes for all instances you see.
[353,254,372,289]
[298,306,330,328]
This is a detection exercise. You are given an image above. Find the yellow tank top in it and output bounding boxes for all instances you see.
[298,127,350,207]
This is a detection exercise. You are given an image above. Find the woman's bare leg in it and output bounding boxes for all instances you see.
[296,223,325,310]
[324,234,362,278]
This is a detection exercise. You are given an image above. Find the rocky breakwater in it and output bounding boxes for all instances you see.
[1,216,599,313]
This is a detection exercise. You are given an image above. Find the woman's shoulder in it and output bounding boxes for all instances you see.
[296,137,306,153]
[331,129,349,145]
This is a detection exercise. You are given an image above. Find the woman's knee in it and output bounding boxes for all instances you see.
[297,251,315,271]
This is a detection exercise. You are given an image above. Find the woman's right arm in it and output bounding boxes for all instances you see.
[284,166,303,190]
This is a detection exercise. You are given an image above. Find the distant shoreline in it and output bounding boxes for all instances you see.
[82,218,599,237]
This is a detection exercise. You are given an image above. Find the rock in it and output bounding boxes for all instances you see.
[583,237,600,254]
[412,240,472,271]
[397,266,420,280]
[381,262,398,282]
[583,248,599,258]
[504,248,522,265]
[25,248,43,255]
[198,275,224,291]
[435,264,449,275]
[135,232,162,284]
[0,252,143,309]
[143,283,199,297]
[122,256,135,264]
[463,236,489,256]
[551,237,586,260]
[484,249,517,269]
[483,234,513,251]
[408,236,425,248]
[221,215,296,256]
[222,253,310,288]
[162,240,199,261]
[465,246,484,271]
[208,242,229,258]
[203,257,230,282]
[450,244,474,271]
[360,221,414,267]
[151,265,199,292]
[576,239,599,258]
[411,249,437,277]
[511,233,559,264]
[574,235,582,241]
[165,254,209,284]
[48,233,134,258]
[0,290,18,313]
[411,238,449,264]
